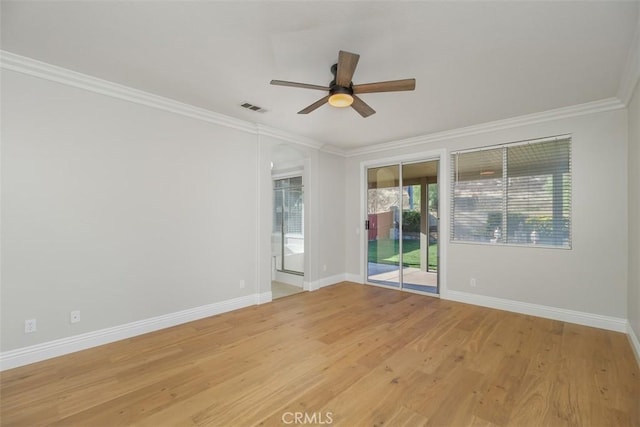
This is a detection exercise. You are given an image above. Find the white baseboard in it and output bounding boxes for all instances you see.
[308,274,348,291]
[444,290,627,333]
[1,293,262,371]
[628,322,640,367]
[257,291,273,304]
[4,286,632,371]
[345,273,364,284]
[273,271,304,287]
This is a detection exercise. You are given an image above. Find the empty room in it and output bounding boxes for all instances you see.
[1,1,639,426]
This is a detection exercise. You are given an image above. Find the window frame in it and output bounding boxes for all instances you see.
[450,134,572,250]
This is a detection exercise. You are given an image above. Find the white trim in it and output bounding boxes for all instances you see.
[437,150,450,296]
[0,293,261,371]
[345,273,363,284]
[0,50,325,151]
[344,98,624,157]
[319,144,347,157]
[359,162,367,284]
[314,274,347,290]
[257,291,273,304]
[360,149,447,294]
[2,51,628,159]
[628,322,640,367]
[305,273,348,292]
[271,170,304,181]
[256,134,262,302]
[256,124,324,151]
[0,50,255,134]
[617,13,640,105]
[274,271,304,287]
[443,290,627,333]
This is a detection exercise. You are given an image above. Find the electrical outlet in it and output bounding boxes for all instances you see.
[470,277,477,287]
[322,264,327,272]
[70,310,81,324]
[25,319,37,334]
[239,279,245,289]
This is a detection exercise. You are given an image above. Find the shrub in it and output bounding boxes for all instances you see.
[402,211,421,233]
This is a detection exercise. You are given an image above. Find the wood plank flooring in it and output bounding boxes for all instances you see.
[1,282,638,426]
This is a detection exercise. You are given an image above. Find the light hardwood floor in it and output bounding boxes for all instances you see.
[1,282,638,426]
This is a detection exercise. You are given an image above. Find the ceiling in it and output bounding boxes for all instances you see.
[1,1,638,151]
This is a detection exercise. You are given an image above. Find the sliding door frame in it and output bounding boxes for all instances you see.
[360,148,448,297]
[272,170,305,287]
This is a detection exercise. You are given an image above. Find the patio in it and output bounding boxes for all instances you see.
[367,262,438,294]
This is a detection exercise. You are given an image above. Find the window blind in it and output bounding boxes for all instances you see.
[451,136,571,248]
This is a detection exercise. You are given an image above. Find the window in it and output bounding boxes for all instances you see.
[451,136,571,248]
[273,176,303,234]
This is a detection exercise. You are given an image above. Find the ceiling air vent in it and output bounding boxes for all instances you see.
[240,102,267,113]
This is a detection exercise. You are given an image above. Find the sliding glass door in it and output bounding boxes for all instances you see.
[366,160,439,294]
[366,165,402,288]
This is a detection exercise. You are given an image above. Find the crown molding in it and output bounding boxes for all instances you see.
[0,50,259,134]
[255,124,324,150]
[617,12,640,105]
[343,97,625,157]
[0,50,322,152]
[317,143,348,157]
[1,50,629,159]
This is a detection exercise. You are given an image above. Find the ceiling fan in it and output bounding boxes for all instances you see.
[270,50,416,118]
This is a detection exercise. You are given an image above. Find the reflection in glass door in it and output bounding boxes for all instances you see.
[401,161,439,294]
[273,176,304,275]
[366,165,401,288]
[366,160,439,294]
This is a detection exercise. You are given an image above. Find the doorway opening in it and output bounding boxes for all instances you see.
[272,175,305,299]
[366,159,439,294]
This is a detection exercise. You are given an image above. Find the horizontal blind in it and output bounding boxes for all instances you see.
[273,176,304,234]
[451,148,504,243]
[451,137,571,248]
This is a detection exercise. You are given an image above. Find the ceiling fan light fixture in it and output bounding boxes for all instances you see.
[271,50,415,117]
[328,92,353,108]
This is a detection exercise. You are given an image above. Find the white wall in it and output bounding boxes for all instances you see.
[257,137,346,292]
[1,53,632,362]
[345,108,629,319]
[628,79,640,340]
[1,70,261,352]
[316,151,346,281]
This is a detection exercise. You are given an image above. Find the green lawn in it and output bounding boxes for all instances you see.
[368,239,438,270]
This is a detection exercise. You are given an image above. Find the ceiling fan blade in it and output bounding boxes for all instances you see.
[270,80,330,91]
[298,95,330,114]
[336,50,360,87]
[351,95,376,118]
[353,79,416,94]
